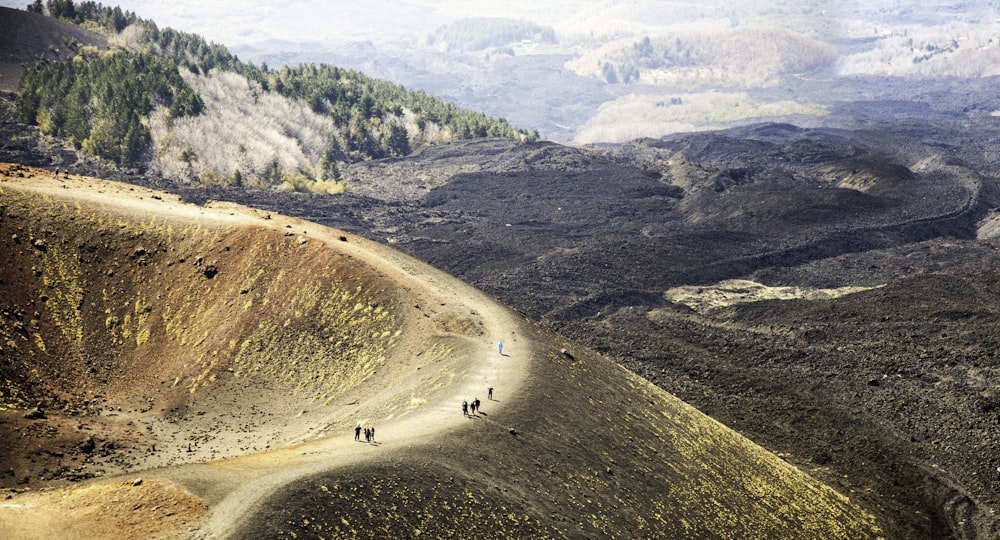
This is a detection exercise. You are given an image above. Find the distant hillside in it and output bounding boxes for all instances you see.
[567,28,837,87]
[426,17,557,52]
[5,2,538,191]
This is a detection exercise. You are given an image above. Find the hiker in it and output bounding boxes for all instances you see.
[364,427,371,443]
[462,400,469,416]
[488,386,493,400]
[470,400,477,415]
[370,426,375,443]
[355,423,362,441]
[498,341,504,355]
[474,397,481,412]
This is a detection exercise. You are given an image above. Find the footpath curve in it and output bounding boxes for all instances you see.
[162,212,535,539]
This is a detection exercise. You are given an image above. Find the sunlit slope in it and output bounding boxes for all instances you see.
[0,163,409,466]
[241,324,887,538]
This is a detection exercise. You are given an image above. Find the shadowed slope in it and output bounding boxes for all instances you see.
[239,325,886,539]
[0,165,884,538]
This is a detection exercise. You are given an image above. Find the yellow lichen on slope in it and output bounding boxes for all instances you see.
[229,269,402,402]
[31,237,85,348]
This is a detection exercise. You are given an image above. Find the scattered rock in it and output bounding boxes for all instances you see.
[80,437,96,454]
[23,407,46,420]
[812,452,832,465]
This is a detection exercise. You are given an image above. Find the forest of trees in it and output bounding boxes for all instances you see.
[16,0,538,184]
[16,48,202,165]
[27,0,136,33]
[268,63,536,162]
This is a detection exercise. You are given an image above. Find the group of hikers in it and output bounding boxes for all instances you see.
[461,397,481,417]
[352,340,507,442]
[354,424,376,444]
[463,384,495,417]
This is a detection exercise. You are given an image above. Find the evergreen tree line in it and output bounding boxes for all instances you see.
[136,19,264,84]
[268,64,538,164]
[17,0,538,172]
[27,0,136,33]
[16,49,203,166]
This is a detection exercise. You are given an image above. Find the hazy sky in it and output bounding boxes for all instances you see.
[0,0,604,47]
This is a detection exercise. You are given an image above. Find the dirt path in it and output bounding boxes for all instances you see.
[169,215,534,538]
